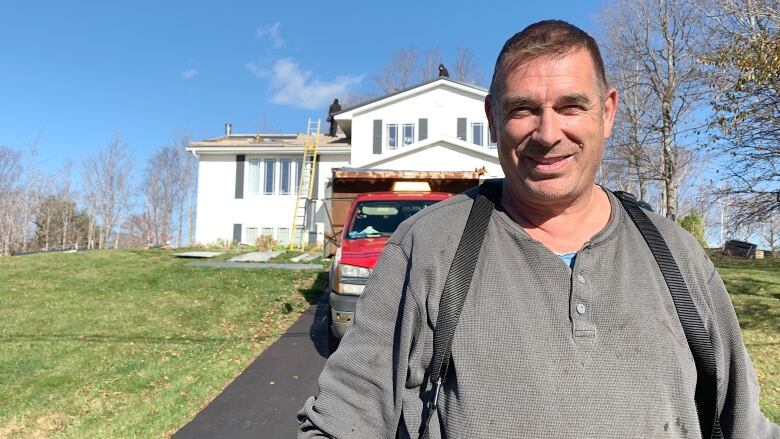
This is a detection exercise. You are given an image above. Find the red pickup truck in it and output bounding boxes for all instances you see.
[327,190,452,347]
[323,168,485,351]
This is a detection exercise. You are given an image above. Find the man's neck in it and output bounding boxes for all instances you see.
[501,184,612,254]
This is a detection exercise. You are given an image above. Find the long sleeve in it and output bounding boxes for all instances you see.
[298,242,421,438]
[708,269,780,438]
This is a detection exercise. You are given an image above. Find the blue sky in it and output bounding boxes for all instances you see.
[1,1,603,176]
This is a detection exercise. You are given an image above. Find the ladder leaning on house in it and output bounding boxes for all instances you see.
[289,118,321,249]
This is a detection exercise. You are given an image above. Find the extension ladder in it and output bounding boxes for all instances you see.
[289,118,321,249]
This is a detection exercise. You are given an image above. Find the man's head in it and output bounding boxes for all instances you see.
[485,20,618,209]
[489,20,608,101]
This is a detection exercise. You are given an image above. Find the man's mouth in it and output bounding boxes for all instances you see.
[527,155,573,172]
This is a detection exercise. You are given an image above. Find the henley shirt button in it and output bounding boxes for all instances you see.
[577,274,586,284]
[576,304,586,314]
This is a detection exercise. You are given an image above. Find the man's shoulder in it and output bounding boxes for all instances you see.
[621,203,714,275]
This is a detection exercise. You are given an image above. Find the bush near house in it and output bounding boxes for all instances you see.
[0,250,776,437]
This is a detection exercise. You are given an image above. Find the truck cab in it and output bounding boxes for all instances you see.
[328,190,452,345]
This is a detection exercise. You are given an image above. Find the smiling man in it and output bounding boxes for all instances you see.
[298,21,780,438]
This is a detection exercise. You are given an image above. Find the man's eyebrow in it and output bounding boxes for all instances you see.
[502,95,538,111]
[557,93,593,106]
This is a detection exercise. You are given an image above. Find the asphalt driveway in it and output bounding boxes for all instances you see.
[173,292,331,438]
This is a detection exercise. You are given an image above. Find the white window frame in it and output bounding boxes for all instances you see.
[471,122,484,146]
[245,226,258,245]
[248,159,261,195]
[280,159,292,195]
[402,123,415,146]
[387,124,398,150]
[263,159,276,195]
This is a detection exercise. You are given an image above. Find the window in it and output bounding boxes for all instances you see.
[293,159,302,195]
[488,134,497,149]
[245,227,258,244]
[280,159,291,195]
[261,227,274,239]
[403,124,415,146]
[248,159,261,195]
[471,123,484,146]
[277,227,290,246]
[263,159,276,195]
[387,124,398,150]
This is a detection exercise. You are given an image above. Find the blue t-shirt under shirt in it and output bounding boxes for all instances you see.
[557,251,577,268]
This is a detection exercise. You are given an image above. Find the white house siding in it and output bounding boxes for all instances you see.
[349,86,491,165]
[193,150,350,246]
[363,142,503,177]
[194,154,239,244]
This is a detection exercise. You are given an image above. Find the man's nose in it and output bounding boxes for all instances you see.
[531,108,562,148]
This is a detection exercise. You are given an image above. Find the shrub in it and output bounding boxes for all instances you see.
[679,209,707,248]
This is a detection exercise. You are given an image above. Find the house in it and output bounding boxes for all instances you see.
[186,77,504,246]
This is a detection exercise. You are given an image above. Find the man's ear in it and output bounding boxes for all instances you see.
[603,88,618,139]
[485,95,497,144]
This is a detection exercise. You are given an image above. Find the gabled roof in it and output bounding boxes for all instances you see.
[352,135,498,169]
[334,77,488,120]
[186,133,350,155]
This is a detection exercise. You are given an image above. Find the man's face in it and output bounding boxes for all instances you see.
[486,48,617,207]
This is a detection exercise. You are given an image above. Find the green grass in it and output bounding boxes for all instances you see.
[0,249,326,438]
[0,250,777,437]
[712,253,780,423]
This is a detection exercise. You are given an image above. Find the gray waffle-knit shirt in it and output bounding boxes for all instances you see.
[299,186,780,438]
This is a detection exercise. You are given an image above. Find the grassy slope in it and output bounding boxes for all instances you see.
[0,249,325,438]
[0,250,777,437]
[713,254,780,423]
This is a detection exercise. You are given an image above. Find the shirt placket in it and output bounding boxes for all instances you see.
[570,242,596,343]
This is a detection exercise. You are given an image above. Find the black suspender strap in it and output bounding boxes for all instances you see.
[420,184,497,439]
[617,196,723,439]
[417,183,722,439]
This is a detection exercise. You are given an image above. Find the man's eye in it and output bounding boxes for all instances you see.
[560,105,584,114]
[510,108,532,117]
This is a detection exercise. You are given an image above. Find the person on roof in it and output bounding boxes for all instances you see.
[298,20,780,439]
[327,99,341,137]
[438,63,449,78]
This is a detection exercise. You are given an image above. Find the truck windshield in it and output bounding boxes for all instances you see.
[347,200,440,239]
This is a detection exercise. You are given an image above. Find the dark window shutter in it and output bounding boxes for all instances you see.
[233,224,242,243]
[235,155,245,199]
[373,119,382,154]
[419,118,428,141]
[457,118,467,140]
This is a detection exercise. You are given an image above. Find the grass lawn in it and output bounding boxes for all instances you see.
[712,253,780,423]
[0,250,777,437]
[0,249,325,438]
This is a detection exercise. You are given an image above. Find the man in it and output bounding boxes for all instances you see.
[299,20,780,438]
[328,99,342,137]
[438,63,449,78]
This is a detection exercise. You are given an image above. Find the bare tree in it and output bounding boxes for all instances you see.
[81,136,133,249]
[603,55,659,200]
[421,48,444,82]
[602,0,707,219]
[451,47,484,86]
[373,48,421,93]
[0,146,23,255]
[696,0,779,220]
[141,138,197,247]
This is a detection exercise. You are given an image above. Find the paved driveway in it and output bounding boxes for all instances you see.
[173,293,331,438]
